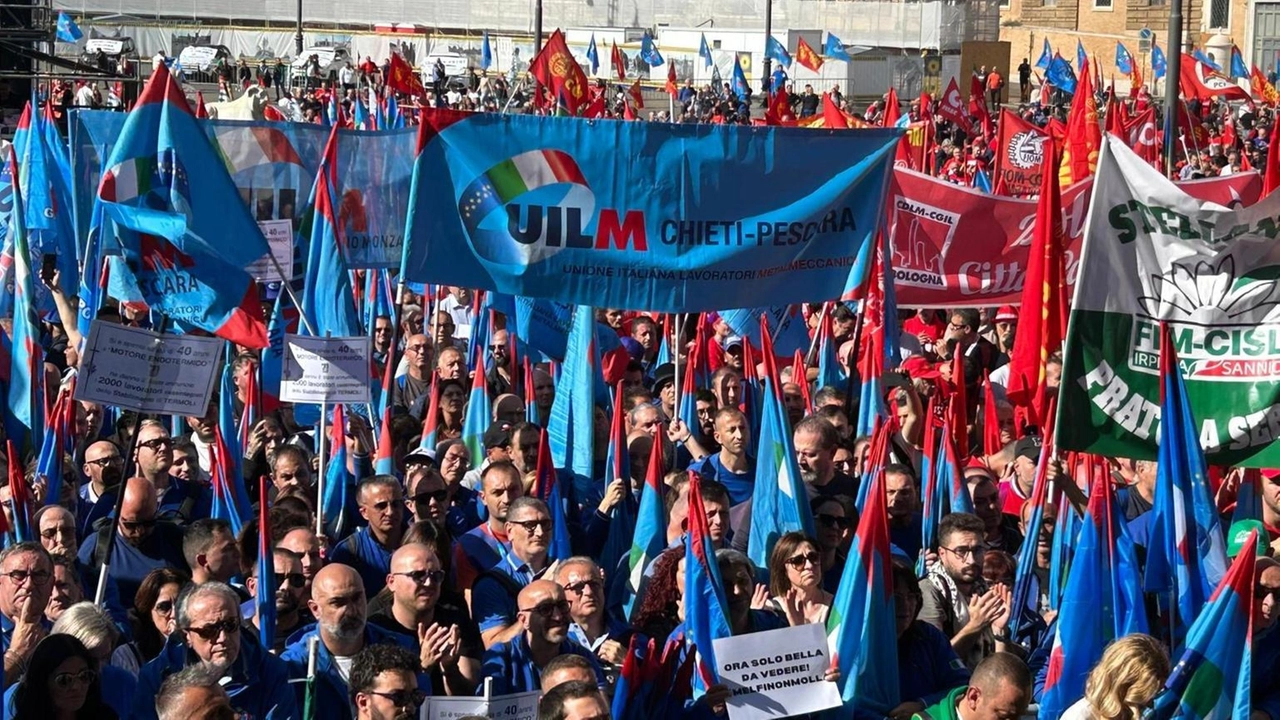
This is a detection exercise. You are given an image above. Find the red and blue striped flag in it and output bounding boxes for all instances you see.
[684,471,733,698]
[416,375,441,453]
[531,428,573,562]
[1149,530,1256,720]
[1145,325,1228,648]
[460,347,491,466]
[1040,457,1148,718]
[34,378,75,507]
[256,479,276,650]
[321,405,352,539]
[621,418,667,621]
[299,124,360,338]
[4,149,45,452]
[600,382,636,613]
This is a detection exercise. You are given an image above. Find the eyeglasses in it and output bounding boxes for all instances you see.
[256,573,306,589]
[154,600,175,614]
[816,513,849,530]
[139,438,173,450]
[940,545,985,560]
[1,569,50,585]
[562,579,602,596]
[947,322,969,332]
[392,569,445,586]
[411,489,449,504]
[785,551,821,570]
[519,600,570,618]
[367,499,402,514]
[120,518,158,532]
[488,344,507,352]
[184,619,241,640]
[366,689,427,708]
[509,518,552,534]
[52,669,97,690]
[85,456,122,468]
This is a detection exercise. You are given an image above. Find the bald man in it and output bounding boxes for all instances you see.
[480,580,604,696]
[79,439,126,536]
[77,477,187,607]
[282,563,423,720]
[369,544,482,696]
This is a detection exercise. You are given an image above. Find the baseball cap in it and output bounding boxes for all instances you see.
[901,356,940,381]
[1014,434,1043,463]
[1226,519,1268,558]
[482,423,513,449]
[994,305,1018,323]
[724,335,744,351]
[403,447,436,466]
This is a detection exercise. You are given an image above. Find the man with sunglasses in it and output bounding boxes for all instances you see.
[331,476,406,597]
[350,644,427,720]
[473,496,554,649]
[406,465,478,537]
[135,420,211,524]
[77,477,187,608]
[370,543,482,695]
[134,581,297,720]
[554,558,629,675]
[246,548,310,653]
[77,440,126,537]
[0,542,54,684]
[481,580,604,696]
[485,328,518,397]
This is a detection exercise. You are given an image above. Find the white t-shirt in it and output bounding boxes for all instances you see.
[334,654,354,682]
[1059,698,1098,720]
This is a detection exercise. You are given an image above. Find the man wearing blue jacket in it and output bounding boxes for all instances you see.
[134,581,297,720]
[282,563,425,720]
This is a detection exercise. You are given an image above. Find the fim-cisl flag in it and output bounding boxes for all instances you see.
[1059,133,1280,467]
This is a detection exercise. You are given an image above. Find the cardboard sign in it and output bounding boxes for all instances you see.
[713,623,842,720]
[248,219,294,283]
[421,691,539,720]
[279,334,371,404]
[75,321,222,416]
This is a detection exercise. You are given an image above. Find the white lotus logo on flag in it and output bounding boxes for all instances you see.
[1138,255,1280,323]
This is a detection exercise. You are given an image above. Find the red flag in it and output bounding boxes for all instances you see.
[822,92,849,129]
[1252,65,1280,105]
[1104,86,1124,137]
[936,77,972,134]
[1123,106,1160,167]
[583,94,606,119]
[1059,58,1100,186]
[628,78,645,109]
[993,109,1049,196]
[532,30,591,116]
[194,91,209,119]
[1130,63,1144,96]
[1180,54,1250,102]
[611,41,627,81]
[881,87,901,128]
[386,53,425,96]
[1006,138,1067,424]
[948,350,969,459]
[982,371,1001,458]
[796,37,824,72]
[666,62,678,97]
[766,86,792,125]
[1265,123,1280,196]
[1039,73,1051,106]
[623,99,637,120]
[970,71,984,105]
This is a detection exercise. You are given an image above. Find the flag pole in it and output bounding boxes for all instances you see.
[1162,0,1184,176]
[673,313,683,422]
[94,410,148,605]
[315,398,327,538]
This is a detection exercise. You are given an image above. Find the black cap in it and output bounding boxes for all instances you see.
[652,362,675,391]
[483,423,513,449]
[1015,434,1043,463]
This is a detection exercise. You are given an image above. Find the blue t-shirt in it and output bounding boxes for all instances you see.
[77,521,187,608]
[329,526,395,597]
[689,453,756,506]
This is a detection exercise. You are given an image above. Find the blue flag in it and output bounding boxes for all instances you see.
[824,33,852,62]
[1115,42,1134,75]
[719,306,809,358]
[1038,469,1148,719]
[460,349,492,467]
[1153,43,1167,80]
[1046,54,1078,95]
[1076,40,1087,74]
[640,32,664,66]
[16,101,79,315]
[766,36,792,67]
[4,150,45,451]
[1145,328,1228,650]
[55,11,82,42]
[321,405,353,539]
[1149,534,1256,720]
[973,168,992,192]
[96,64,269,347]
[619,426,665,621]
[586,34,599,75]
[547,306,600,504]
[731,55,750,101]
[685,472,733,698]
[1231,45,1249,79]
[255,480,276,652]
[1036,37,1052,70]
[699,34,713,67]
[299,127,361,338]
[481,31,493,71]
[1193,48,1222,72]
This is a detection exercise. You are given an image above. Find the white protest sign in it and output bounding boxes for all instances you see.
[280,334,372,404]
[422,691,539,720]
[713,623,842,720]
[75,321,222,416]
[248,219,294,283]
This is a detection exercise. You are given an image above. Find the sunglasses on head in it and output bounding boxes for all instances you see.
[184,619,240,641]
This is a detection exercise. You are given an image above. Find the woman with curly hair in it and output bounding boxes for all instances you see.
[631,548,683,641]
[1060,634,1169,720]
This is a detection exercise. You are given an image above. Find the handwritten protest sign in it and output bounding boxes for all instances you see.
[713,623,842,720]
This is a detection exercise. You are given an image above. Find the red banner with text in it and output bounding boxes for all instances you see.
[888,167,1263,307]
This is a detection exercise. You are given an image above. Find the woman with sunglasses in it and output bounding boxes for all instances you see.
[811,496,856,593]
[9,634,117,719]
[766,532,833,625]
[131,568,189,663]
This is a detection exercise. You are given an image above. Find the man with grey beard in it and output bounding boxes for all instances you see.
[282,564,424,720]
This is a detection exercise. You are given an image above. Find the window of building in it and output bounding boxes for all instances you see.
[1094,0,1112,8]
[1209,0,1229,27]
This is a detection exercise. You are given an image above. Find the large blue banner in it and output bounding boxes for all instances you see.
[71,111,412,270]
[400,110,901,312]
